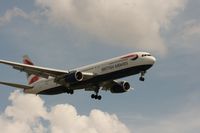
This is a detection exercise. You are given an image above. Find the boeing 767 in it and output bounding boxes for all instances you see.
[0,52,156,100]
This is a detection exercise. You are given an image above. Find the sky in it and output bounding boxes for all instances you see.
[0,0,200,133]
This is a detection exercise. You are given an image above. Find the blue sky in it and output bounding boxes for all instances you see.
[0,0,200,132]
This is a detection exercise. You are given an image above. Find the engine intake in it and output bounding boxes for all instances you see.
[64,71,83,83]
[110,81,130,93]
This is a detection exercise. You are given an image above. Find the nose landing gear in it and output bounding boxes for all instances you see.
[139,71,146,81]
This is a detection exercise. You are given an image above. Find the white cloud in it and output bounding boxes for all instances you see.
[0,0,188,55]
[35,0,187,55]
[1,90,200,133]
[172,19,200,52]
[0,7,42,26]
[0,91,130,133]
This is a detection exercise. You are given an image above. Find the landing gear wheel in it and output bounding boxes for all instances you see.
[139,77,145,81]
[91,94,95,99]
[97,95,102,100]
[69,90,74,94]
[91,94,102,100]
[66,89,74,95]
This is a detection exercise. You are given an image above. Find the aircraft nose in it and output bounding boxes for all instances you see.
[145,56,156,65]
[150,56,156,64]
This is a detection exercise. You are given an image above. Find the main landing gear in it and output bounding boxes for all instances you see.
[139,71,146,81]
[91,87,102,100]
[91,94,102,100]
[66,89,74,94]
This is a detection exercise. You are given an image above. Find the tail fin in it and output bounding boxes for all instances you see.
[23,55,41,85]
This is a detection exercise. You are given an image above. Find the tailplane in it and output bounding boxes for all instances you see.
[0,81,33,89]
[23,55,41,85]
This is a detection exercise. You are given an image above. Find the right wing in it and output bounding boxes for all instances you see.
[0,81,33,89]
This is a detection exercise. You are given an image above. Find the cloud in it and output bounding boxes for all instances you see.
[181,20,200,38]
[0,91,130,133]
[171,19,200,52]
[35,0,187,55]
[0,7,42,26]
[0,0,188,55]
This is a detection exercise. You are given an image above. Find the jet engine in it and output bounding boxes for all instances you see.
[110,81,131,93]
[64,71,83,83]
[55,71,83,86]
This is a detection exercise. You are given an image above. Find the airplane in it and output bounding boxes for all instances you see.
[0,52,156,100]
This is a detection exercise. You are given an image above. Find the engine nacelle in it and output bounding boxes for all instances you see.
[110,81,131,93]
[64,71,83,83]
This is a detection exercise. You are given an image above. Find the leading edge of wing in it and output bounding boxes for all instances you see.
[0,81,33,89]
[0,59,69,78]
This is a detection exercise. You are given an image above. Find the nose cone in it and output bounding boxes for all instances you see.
[151,56,156,64]
[146,56,156,65]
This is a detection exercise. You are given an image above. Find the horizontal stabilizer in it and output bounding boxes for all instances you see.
[0,81,33,89]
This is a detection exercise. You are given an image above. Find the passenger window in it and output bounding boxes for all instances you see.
[142,54,151,57]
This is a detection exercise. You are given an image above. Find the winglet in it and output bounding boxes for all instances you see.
[23,55,34,65]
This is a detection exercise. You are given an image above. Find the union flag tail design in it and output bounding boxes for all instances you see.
[23,55,41,85]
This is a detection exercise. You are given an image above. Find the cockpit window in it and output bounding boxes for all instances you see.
[142,54,151,57]
[131,54,138,60]
[121,54,138,60]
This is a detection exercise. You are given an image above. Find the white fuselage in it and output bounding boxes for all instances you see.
[25,52,156,94]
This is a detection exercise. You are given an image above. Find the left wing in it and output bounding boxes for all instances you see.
[0,60,68,78]
[0,60,94,82]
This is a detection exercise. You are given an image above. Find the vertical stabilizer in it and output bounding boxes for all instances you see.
[23,55,41,85]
